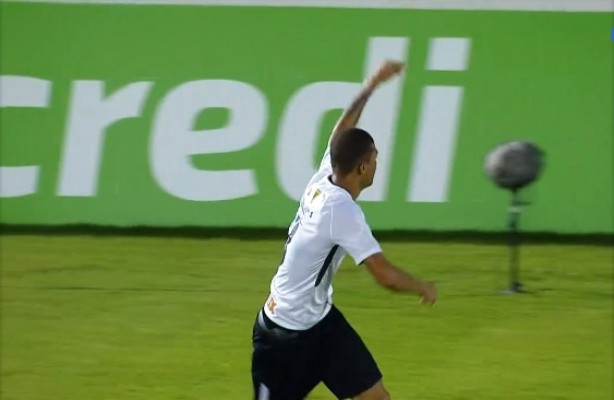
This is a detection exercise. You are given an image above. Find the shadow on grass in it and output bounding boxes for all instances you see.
[1,284,216,293]
[1,224,612,246]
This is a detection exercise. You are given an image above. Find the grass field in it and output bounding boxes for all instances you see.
[1,233,612,400]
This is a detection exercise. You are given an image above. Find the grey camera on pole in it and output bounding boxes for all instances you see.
[484,141,544,191]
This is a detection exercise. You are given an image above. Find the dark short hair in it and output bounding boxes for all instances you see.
[330,128,375,176]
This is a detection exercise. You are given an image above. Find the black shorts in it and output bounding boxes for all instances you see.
[251,305,382,400]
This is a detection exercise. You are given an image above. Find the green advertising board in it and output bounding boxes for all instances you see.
[1,1,612,233]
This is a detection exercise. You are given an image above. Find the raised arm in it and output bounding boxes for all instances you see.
[329,60,405,145]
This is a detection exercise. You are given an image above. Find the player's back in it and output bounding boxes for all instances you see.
[265,175,353,330]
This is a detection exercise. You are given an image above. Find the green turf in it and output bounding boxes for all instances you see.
[1,234,612,399]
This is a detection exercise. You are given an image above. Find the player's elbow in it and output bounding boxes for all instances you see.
[364,253,399,290]
[374,269,398,290]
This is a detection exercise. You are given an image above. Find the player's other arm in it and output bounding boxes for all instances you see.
[328,61,404,145]
[363,253,437,305]
[331,204,437,305]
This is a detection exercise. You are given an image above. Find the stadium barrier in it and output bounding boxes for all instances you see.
[1,1,612,234]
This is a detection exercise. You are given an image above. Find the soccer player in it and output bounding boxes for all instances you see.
[251,60,438,400]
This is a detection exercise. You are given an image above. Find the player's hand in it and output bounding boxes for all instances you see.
[419,281,437,306]
[366,60,405,88]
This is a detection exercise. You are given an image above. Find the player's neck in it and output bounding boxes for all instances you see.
[329,174,361,200]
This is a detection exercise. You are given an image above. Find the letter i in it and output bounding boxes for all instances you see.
[407,38,471,203]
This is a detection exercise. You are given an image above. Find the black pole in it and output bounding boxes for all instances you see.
[506,189,523,293]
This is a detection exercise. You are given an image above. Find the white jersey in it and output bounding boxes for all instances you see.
[263,146,382,330]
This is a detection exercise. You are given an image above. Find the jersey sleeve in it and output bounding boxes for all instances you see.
[330,201,382,265]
